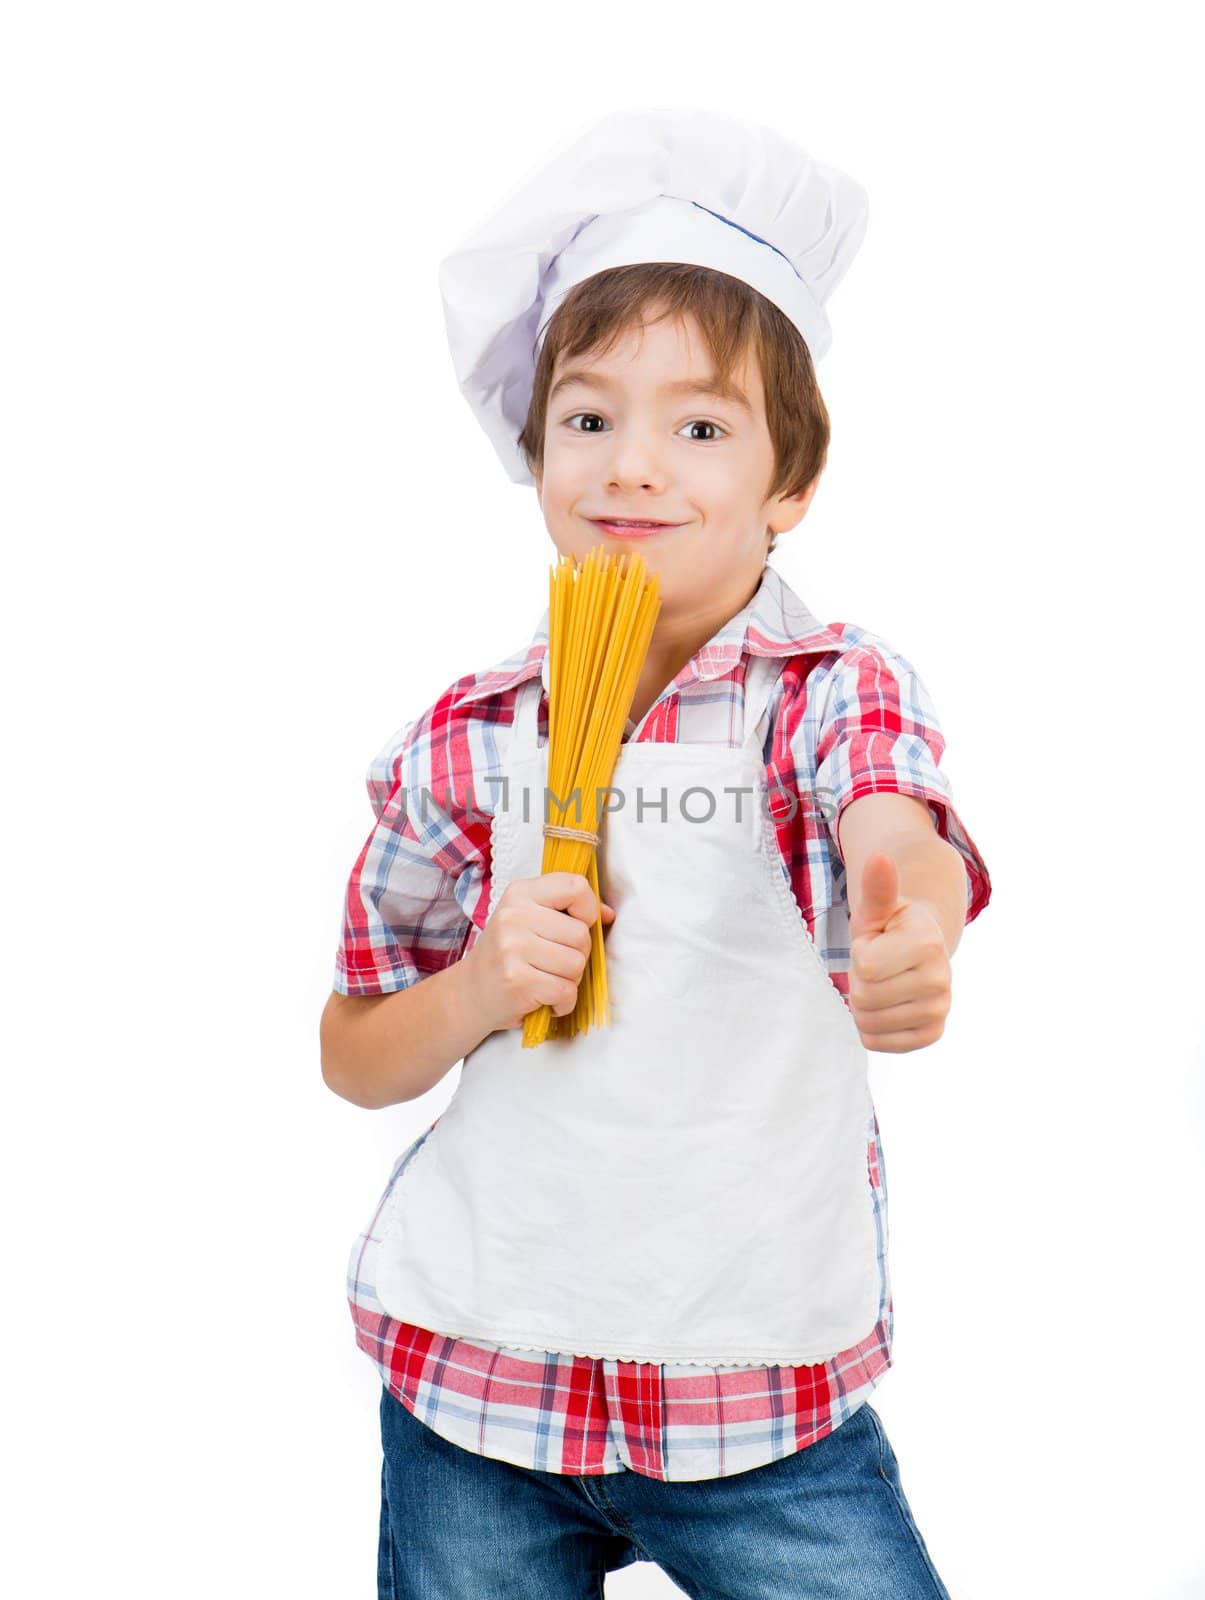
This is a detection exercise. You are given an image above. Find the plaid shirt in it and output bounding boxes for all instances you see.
[335,562,991,1481]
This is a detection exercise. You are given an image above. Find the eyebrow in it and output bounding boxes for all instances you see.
[547,367,754,416]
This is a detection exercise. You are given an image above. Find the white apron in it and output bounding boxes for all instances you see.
[371,653,881,1366]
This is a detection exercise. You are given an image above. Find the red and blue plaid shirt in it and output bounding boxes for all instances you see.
[334,563,991,1481]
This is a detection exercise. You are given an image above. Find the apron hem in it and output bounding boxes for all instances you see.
[370,1275,883,1368]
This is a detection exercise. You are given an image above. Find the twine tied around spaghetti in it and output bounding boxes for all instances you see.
[542,822,600,846]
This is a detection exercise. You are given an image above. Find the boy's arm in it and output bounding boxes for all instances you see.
[810,638,992,937]
[837,792,968,955]
[327,681,494,1108]
[321,950,494,1110]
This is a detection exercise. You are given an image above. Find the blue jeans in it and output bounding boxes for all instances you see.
[378,1385,952,1598]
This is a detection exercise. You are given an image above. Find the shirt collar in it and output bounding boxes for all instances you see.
[451,563,846,711]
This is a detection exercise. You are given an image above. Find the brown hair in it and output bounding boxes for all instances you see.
[517,262,830,554]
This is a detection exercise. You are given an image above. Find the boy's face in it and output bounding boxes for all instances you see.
[533,309,816,616]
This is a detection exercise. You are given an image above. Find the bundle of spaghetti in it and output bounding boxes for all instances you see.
[521,545,661,1048]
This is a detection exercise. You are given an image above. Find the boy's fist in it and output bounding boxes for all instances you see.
[847,852,951,1053]
[462,872,615,1034]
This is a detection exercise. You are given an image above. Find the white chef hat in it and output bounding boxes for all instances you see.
[437,107,869,487]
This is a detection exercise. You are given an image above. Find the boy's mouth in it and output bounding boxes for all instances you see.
[588,517,684,538]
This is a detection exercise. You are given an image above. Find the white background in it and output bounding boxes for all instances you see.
[5,2,1203,1595]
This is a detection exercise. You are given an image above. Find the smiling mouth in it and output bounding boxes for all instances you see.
[589,518,684,534]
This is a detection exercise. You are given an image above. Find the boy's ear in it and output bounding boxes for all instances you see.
[769,470,822,539]
[794,471,822,514]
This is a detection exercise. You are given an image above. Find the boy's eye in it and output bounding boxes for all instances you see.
[564,412,727,442]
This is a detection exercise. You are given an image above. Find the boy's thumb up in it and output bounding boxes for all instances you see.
[848,852,907,945]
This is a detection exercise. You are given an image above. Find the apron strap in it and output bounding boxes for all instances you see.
[509,671,545,761]
[740,654,789,754]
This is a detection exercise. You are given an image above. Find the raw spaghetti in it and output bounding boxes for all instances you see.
[521,546,661,1048]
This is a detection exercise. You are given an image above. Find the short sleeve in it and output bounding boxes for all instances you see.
[813,640,992,925]
[333,709,478,996]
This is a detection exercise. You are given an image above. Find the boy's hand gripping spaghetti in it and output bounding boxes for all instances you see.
[521,546,661,1047]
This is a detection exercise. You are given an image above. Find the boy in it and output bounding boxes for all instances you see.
[322,109,991,1597]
